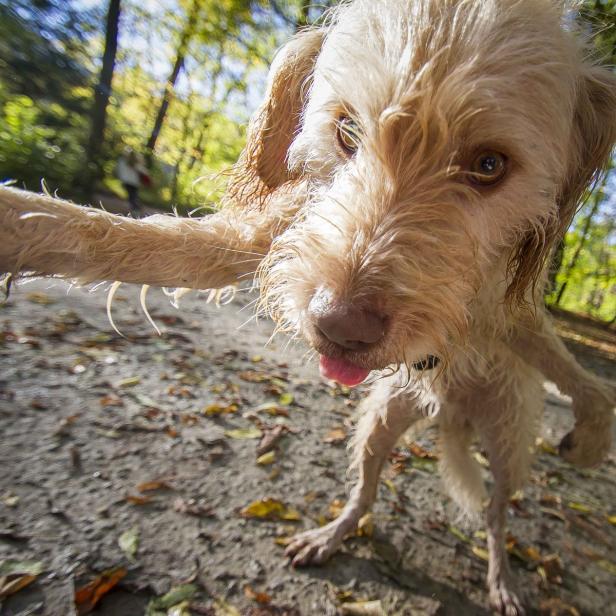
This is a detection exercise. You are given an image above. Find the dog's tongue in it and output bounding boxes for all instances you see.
[319,355,370,387]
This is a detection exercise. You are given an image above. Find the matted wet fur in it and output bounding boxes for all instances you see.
[1,0,615,613]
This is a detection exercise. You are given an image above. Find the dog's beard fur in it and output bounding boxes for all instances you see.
[252,0,599,374]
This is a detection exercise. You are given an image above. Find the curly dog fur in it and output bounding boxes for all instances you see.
[1,0,615,613]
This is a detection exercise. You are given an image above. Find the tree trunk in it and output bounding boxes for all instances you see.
[82,0,121,197]
[555,193,602,306]
[145,0,200,156]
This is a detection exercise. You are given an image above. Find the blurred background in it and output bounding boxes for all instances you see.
[0,0,614,322]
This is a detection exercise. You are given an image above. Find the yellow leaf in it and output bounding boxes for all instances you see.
[472,545,490,561]
[597,559,616,576]
[448,525,471,543]
[240,498,301,521]
[225,427,262,440]
[535,437,558,455]
[567,501,592,514]
[117,376,140,388]
[251,355,263,363]
[383,479,397,495]
[203,403,238,416]
[607,515,616,526]
[256,451,276,465]
[278,392,294,406]
[329,499,345,519]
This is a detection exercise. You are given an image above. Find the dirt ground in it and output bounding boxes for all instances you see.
[1,279,615,616]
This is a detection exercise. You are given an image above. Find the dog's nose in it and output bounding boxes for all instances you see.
[308,289,386,350]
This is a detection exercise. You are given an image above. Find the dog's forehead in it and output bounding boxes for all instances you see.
[313,0,577,116]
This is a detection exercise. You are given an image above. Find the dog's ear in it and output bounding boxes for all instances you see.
[506,63,616,306]
[228,29,324,203]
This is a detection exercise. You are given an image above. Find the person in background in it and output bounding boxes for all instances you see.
[116,147,150,217]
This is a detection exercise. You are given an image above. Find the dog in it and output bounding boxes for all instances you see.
[1,0,615,613]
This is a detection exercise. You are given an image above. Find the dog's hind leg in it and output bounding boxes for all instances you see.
[0,186,299,290]
[285,378,422,567]
[510,314,614,467]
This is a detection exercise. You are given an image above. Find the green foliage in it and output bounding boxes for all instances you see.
[0,88,87,195]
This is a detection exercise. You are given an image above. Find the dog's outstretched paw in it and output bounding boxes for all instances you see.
[559,413,613,468]
[489,578,525,616]
[285,521,350,567]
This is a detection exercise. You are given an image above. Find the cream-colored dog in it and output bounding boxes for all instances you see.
[1,0,615,613]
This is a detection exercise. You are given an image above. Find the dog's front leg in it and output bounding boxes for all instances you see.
[0,186,298,290]
[285,380,420,567]
[509,314,614,467]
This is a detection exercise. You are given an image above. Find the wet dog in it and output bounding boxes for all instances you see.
[1,1,615,613]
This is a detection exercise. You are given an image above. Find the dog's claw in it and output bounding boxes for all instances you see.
[489,578,525,616]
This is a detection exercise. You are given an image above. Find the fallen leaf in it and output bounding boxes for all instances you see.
[539,597,580,616]
[256,451,276,465]
[536,437,558,456]
[146,584,198,615]
[324,427,347,444]
[278,393,294,406]
[213,598,241,616]
[329,499,345,519]
[567,501,591,514]
[244,585,271,604]
[472,451,490,467]
[382,479,397,494]
[75,567,127,615]
[203,403,239,417]
[252,402,288,417]
[118,527,139,562]
[597,559,616,576]
[0,560,43,599]
[251,355,263,363]
[608,515,616,526]
[137,480,173,493]
[125,494,153,506]
[238,371,270,383]
[472,545,490,561]
[240,498,301,521]
[257,425,288,456]
[225,427,262,440]
[340,600,386,615]
[117,376,141,388]
[1,492,19,507]
[100,394,124,408]
[408,442,438,459]
[448,526,471,543]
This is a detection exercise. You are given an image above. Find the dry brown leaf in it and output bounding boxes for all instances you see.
[340,600,386,616]
[74,567,127,615]
[244,585,272,605]
[137,480,172,493]
[323,427,347,444]
[125,494,153,506]
[539,597,580,616]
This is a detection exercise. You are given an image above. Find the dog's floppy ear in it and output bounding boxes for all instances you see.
[506,63,616,306]
[228,28,324,202]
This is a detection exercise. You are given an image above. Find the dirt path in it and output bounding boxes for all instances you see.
[1,281,615,616]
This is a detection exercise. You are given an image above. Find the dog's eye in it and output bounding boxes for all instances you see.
[469,152,507,186]
[336,115,360,156]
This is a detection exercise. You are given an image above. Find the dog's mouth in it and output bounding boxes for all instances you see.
[318,353,441,387]
[318,355,372,387]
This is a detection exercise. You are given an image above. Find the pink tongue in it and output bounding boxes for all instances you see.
[319,355,370,387]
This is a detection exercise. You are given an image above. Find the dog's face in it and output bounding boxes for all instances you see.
[234,0,616,383]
